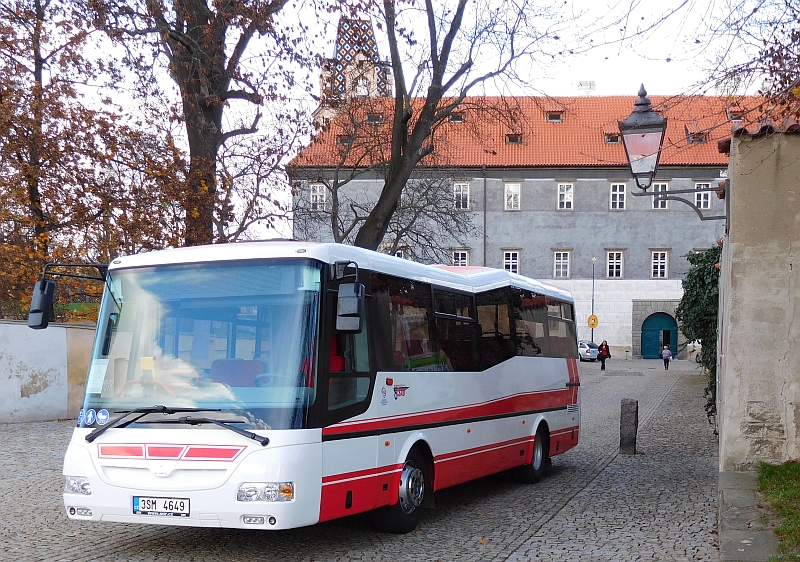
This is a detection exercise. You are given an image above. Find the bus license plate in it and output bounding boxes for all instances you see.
[133,496,190,517]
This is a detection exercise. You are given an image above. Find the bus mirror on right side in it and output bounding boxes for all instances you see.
[336,282,364,332]
[28,279,55,330]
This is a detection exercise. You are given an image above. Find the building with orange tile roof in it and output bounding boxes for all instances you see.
[290,18,757,358]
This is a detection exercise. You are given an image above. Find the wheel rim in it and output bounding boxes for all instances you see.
[532,435,544,470]
[398,461,425,514]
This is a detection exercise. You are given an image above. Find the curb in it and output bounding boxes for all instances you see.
[718,471,779,561]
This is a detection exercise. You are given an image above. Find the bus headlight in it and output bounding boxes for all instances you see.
[237,482,294,502]
[65,476,92,495]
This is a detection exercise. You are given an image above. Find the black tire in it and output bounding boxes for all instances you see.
[513,425,550,484]
[371,448,429,533]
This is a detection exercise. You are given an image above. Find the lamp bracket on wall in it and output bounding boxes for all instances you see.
[630,180,729,222]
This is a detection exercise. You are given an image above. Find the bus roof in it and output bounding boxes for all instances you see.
[108,241,573,302]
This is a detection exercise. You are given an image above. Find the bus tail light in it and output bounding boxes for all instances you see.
[237,482,294,502]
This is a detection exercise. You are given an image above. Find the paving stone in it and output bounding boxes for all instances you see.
[0,359,718,561]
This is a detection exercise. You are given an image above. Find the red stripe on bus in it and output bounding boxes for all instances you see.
[183,446,244,460]
[98,444,144,458]
[146,445,186,459]
[323,389,573,436]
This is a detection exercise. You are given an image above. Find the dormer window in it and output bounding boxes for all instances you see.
[604,133,621,144]
[546,111,564,123]
[505,133,523,145]
[336,135,352,146]
[366,113,383,125]
[728,107,745,122]
[449,112,465,123]
[685,125,708,144]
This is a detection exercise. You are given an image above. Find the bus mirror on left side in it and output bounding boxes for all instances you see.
[336,282,364,332]
[28,279,55,330]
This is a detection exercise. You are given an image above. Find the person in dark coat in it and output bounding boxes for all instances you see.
[597,340,611,371]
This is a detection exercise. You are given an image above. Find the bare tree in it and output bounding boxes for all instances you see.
[347,0,570,251]
[89,0,311,246]
[291,95,478,261]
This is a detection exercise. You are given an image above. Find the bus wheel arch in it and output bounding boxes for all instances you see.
[372,440,432,533]
[513,421,550,484]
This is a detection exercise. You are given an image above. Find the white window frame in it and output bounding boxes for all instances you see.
[652,182,669,209]
[554,251,570,279]
[610,183,626,210]
[355,76,369,97]
[505,183,521,210]
[651,251,668,278]
[309,183,326,211]
[503,250,519,274]
[695,183,711,209]
[607,251,623,278]
[454,181,470,210]
[452,250,469,267]
[557,183,573,210]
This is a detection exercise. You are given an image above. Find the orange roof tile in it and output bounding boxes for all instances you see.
[291,95,764,170]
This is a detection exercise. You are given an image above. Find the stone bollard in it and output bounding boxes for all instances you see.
[620,398,639,455]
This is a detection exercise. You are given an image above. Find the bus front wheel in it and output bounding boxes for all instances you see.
[371,448,429,534]
[513,425,550,484]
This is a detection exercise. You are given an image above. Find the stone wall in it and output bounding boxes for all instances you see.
[718,132,800,470]
[0,320,93,423]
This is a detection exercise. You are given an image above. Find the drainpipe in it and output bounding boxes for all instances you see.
[482,164,487,266]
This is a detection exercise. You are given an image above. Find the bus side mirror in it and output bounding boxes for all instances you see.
[336,282,364,332]
[28,279,55,330]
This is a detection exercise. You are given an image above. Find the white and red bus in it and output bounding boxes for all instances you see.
[35,241,580,533]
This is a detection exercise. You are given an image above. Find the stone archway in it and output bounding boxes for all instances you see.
[641,312,678,359]
[632,300,687,358]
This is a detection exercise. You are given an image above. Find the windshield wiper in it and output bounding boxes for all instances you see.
[85,406,221,443]
[147,416,269,446]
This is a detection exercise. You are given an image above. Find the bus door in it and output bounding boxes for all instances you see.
[319,272,379,520]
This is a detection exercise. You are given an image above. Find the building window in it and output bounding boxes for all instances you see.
[449,112,465,123]
[355,76,369,97]
[310,183,326,210]
[452,250,469,266]
[505,134,523,145]
[505,183,520,210]
[695,183,711,209]
[554,251,570,278]
[503,251,519,274]
[610,183,626,209]
[366,113,383,125]
[652,182,668,209]
[651,251,668,278]
[454,182,470,210]
[336,135,352,146]
[607,251,623,278]
[546,111,564,122]
[558,183,573,210]
[604,133,621,144]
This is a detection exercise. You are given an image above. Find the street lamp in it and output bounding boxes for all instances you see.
[591,256,597,342]
[618,85,668,190]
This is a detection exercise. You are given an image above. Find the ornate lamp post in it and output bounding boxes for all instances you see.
[591,256,597,342]
[618,85,668,190]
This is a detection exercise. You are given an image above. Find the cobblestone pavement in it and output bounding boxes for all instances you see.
[1,359,718,562]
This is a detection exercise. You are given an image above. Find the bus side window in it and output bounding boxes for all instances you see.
[476,288,515,369]
[513,289,549,357]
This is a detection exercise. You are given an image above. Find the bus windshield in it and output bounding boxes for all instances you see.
[81,259,322,431]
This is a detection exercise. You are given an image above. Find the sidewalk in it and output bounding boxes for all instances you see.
[718,471,779,561]
[587,357,780,561]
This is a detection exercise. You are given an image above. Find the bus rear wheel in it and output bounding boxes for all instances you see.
[371,448,428,534]
[513,425,550,484]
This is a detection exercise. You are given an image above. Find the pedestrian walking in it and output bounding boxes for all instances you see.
[662,346,673,370]
[597,340,611,371]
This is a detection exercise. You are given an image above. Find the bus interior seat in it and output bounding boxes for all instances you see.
[209,359,265,387]
[330,335,345,372]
